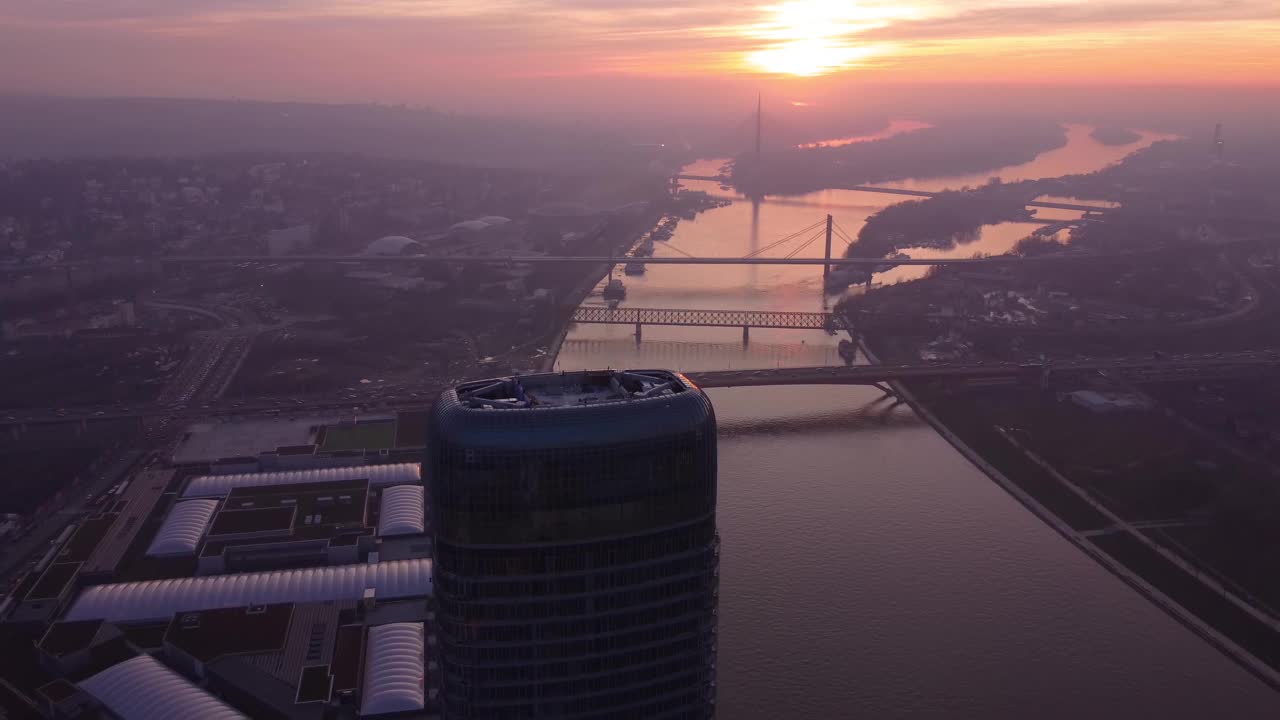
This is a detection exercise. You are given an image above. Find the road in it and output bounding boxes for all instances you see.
[0,448,147,581]
[147,298,257,406]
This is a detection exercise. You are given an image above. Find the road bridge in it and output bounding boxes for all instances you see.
[141,299,235,327]
[830,185,1109,213]
[686,363,1033,388]
[674,176,1112,213]
[674,175,733,183]
[5,352,1280,428]
[17,250,1164,273]
[689,354,1280,389]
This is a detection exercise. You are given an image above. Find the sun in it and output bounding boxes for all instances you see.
[749,40,878,77]
[743,1,905,76]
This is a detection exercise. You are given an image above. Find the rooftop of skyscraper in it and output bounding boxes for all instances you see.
[455,369,689,409]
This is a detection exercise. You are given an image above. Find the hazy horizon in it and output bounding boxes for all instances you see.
[2,1,1277,119]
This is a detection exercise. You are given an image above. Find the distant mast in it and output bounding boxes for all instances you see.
[1213,123,1225,163]
[755,92,762,161]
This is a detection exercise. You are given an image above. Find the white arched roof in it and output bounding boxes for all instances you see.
[63,558,432,623]
[364,235,423,256]
[183,463,421,498]
[146,499,220,556]
[78,655,246,720]
[362,623,425,716]
[476,215,511,226]
[378,485,425,537]
[449,220,490,233]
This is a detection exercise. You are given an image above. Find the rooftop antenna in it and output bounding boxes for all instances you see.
[1213,123,1225,163]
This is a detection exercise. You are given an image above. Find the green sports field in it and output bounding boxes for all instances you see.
[317,420,398,452]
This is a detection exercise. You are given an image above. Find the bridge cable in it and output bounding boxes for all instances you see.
[834,227,859,248]
[742,219,825,258]
[783,229,827,259]
[659,242,697,259]
[784,229,826,259]
[832,221,858,246]
[742,219,827,259]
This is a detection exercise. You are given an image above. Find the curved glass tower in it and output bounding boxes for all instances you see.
[428,369,719,719]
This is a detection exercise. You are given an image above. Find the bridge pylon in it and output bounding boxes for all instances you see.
[823,214,833,284]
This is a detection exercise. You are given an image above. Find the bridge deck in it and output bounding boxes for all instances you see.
[571,306,845,330]
[22,241,1230,273]
[3,354,1279,426]
[674,177,1110,213]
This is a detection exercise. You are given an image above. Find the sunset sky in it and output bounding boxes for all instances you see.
[1,1,1277,111]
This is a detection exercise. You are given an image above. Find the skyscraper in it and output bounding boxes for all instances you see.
[428,369,719,719]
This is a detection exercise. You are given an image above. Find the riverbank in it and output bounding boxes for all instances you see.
[542,208,676,372]
[540,264,606,372]
[859,333,1280,691]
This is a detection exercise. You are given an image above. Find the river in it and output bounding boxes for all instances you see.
[555,125,1280,717]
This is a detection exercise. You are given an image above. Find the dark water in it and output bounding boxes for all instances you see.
[556,128,1280,717]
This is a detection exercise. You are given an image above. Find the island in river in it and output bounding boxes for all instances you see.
[1091,126,1144,145]
[731,118,1068,196]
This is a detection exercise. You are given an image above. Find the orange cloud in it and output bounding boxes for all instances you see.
[0,0,1275,106]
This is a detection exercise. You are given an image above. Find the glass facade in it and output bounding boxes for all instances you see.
[428,370,719,719]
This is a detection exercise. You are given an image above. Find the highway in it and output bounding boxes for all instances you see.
[148,299,256,406]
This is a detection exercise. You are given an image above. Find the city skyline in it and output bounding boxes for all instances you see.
[2,2,1280,716]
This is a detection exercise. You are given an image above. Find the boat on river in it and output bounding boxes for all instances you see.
[603,278,627,301]
[838,339,856,365]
